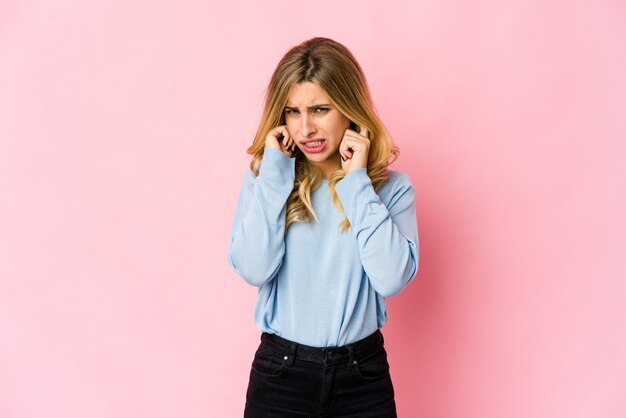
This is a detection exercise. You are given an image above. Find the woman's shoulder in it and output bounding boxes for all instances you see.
[381,169,414,192]
[376,169,415,205]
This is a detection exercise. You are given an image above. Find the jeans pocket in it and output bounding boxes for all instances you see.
[251,345,285,378]
[353,346,390,381]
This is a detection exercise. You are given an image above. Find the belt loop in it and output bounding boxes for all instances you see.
[347,345,356,370]
[285,343,296,367]
[379,330,384,345]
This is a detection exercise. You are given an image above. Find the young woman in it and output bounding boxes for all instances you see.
[227,37,419,418]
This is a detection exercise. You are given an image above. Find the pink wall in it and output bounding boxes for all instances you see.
[1,1,625,417]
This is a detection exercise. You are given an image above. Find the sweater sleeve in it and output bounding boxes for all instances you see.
[226,146,296,287]
[335,168,419,297]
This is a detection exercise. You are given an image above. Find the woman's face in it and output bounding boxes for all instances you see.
[284,82,351,177]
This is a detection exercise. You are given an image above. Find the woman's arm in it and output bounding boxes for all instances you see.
[335,168,419,297]
[226,146,295,287]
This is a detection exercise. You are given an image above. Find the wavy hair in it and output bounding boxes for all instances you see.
[247,37,399,233]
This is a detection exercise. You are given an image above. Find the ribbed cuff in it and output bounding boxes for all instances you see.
[335,168,387,227]
[258,146,296,184]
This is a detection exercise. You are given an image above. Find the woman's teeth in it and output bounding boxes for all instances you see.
[306,141,322,147]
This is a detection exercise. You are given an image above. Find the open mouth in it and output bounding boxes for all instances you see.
[301,139,326,153]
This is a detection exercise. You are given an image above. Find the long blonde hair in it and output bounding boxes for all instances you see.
[247,37,399,233]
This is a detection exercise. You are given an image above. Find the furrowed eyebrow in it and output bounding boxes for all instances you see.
[284,103,332,110]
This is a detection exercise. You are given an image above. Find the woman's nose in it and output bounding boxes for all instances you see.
[300,114,316,137]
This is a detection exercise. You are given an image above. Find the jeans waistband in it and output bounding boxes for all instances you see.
[260,329,385,367]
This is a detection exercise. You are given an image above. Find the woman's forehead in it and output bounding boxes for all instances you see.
[285,82,331,106]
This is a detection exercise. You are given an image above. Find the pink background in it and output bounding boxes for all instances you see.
[1,1,625,417]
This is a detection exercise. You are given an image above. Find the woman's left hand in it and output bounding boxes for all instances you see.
[340,125,370,175]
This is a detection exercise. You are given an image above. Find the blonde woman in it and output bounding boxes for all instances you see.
[227,37,419,417]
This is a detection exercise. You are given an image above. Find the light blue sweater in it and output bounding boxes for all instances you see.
[227,146,419,347]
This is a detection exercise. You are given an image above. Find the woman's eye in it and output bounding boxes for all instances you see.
[285,108,328,115]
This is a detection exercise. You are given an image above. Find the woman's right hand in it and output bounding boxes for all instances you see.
[265,125,296,158]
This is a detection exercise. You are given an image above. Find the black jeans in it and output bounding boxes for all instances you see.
[244,330,397,417]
